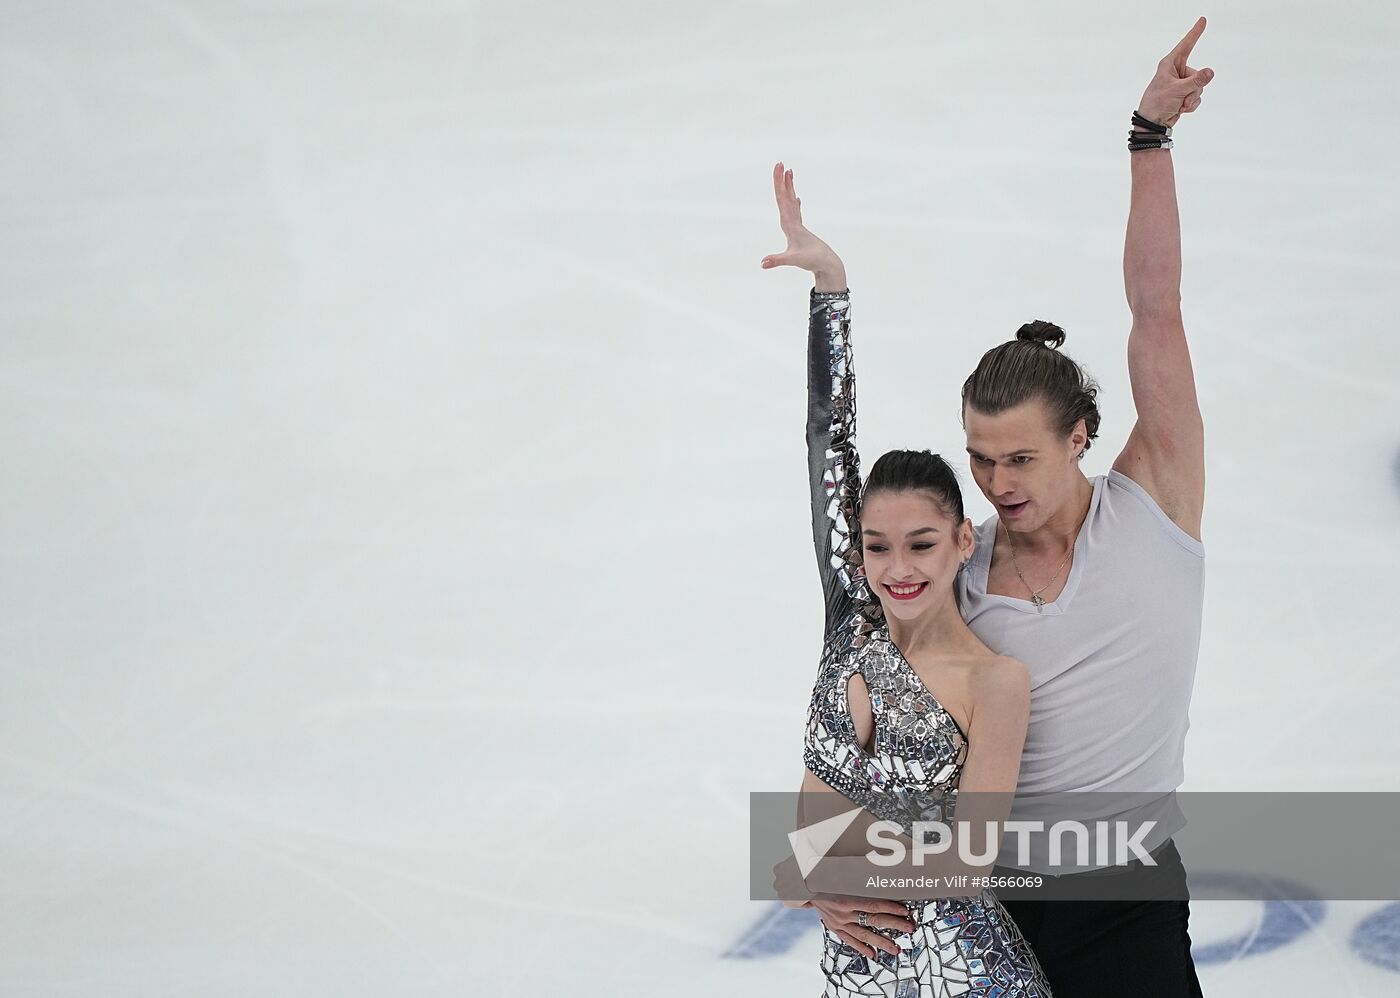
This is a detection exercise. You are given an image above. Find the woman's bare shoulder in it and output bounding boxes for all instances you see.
[971,655,1030,700]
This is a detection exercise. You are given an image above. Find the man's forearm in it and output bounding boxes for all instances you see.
[1123,148,1183,317]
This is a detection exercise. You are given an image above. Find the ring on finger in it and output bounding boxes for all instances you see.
[857,911,870,928]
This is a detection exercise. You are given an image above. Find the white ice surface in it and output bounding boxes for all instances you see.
[2,1,1399,994]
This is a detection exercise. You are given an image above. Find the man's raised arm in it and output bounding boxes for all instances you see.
[1112,16,1215,540]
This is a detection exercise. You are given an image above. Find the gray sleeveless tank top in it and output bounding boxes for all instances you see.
[955,470,1205,871]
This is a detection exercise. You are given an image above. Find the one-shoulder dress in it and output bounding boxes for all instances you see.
[801,286,1052,998]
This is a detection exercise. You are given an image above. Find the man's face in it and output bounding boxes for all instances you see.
[963,398,1086,533]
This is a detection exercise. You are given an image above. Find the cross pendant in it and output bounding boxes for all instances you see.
[1031,593,1045,611]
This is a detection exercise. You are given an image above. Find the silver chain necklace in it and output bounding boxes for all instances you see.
[1001,521,1072,612]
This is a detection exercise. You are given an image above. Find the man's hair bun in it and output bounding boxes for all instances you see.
[1015,319,1066,350]
[964,318,1099,455]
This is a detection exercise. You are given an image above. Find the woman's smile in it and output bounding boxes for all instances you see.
[882,581,929,601]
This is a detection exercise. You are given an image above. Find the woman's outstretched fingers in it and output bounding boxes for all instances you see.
[773,163,801,226]
[760,161,842,276]
[773,161,793,211]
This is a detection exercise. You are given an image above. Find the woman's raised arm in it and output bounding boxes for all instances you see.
[760,162,871,639]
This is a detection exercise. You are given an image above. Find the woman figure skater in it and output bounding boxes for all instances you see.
[763,162,1052,997]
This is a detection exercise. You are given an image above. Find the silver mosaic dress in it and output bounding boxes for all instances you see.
[802,287,1052,998]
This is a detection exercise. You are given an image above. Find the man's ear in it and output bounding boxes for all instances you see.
[1070,418,1088,459]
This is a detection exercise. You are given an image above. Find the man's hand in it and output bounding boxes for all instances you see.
[772,853,916,958]
[810,896,917,959]
[1137,16,1215,129]
[772,853,816,908]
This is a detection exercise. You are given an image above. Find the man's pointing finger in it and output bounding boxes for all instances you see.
[1169,16,1207,66]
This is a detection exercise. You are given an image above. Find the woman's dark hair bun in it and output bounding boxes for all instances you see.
[1015,319,1066,350]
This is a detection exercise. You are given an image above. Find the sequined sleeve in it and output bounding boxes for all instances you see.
[804,287,925,820]
[806,287,876,642]
[802,287,885,813]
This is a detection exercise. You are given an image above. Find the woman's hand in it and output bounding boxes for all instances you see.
[1136,16,1215,129]
[760,162,846,288]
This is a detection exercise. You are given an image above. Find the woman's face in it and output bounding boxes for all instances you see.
[859,490,974,623]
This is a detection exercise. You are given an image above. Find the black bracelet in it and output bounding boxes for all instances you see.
[1128,128,1173,146]
[1131,110,1171,136]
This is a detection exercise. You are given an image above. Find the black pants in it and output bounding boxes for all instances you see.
[993,840,1204,997]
